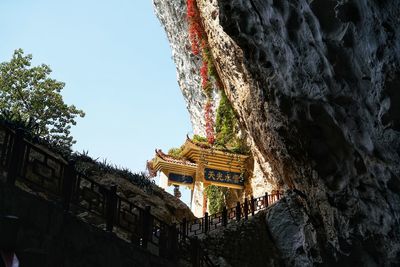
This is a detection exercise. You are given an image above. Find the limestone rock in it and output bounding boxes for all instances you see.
[153,0,207,136]
[154,0,400,265]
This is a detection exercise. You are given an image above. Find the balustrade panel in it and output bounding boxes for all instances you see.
[187,218,203,236]
[116,196,140,234]
[209,212,223,231]
[21,143,66,198]
[72,174,107,221]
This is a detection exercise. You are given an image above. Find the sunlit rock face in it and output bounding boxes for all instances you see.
[154,0,400,265]
[152,0,274,214]
[153,0,207,136]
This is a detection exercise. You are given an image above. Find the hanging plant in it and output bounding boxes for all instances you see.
[186,0,247,154]
[186,0,220,144]
[187,0,203,56]
[200,60,210,91]
[204,100,215,144]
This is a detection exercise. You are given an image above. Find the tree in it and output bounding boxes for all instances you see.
[0,49,85,149]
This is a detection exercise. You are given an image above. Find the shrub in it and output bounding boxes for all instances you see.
[168,146,184,158]
[204,100,215,144]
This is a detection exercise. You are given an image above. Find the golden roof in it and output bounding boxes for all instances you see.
[152,149,197,177]
[180,138,249,173]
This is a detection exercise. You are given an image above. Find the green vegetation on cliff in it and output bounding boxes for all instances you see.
[215,91,249,154]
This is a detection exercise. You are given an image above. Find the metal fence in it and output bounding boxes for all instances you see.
[179,192,281,238]
[0,124,217,266]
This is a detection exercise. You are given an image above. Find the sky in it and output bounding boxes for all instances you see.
[0,0,193,205]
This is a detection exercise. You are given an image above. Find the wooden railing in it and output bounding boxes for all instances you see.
[0,123,283,267]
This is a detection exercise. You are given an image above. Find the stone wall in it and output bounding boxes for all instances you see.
[201,208,283,267]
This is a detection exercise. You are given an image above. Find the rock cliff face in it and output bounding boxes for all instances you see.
[153,0,276,205]
[153,0,207,136]
[154,0,400,265]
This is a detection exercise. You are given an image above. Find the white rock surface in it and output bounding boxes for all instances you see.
[153,0,207,136]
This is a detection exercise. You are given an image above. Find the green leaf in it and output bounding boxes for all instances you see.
[0,49,85,149]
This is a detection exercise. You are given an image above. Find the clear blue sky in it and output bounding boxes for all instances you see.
[0,0,193,205]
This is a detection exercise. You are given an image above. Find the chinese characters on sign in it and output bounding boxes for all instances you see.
[168,173,194,184]
[204,168,244,186]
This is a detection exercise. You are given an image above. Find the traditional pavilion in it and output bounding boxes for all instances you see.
[149,137,250,216]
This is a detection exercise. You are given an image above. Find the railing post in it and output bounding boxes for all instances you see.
[130,208,142,246]
[277,191,281,200]
[62,162,76,211]
[190,236,200,267]
[141,206,152,248]
[159,224,168,258]
[265,192,269,207]
[105,185,117,232]
[204,212,209,233]
[181,217,187,240]
[235,202,241,222]
[7,129,24,185]
[131,225,141,246]
[250,196,255,216]
[168,223,178,262]
[222,207,228,227]
[244,198,249,220]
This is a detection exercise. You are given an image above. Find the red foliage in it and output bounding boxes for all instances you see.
[189,24,200,55]
[204,101,215,144]
[186,0,197,18]
[200,60,209,90]
[187,0,203,55]
[186,0,212,91]
[187,0,218,145]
